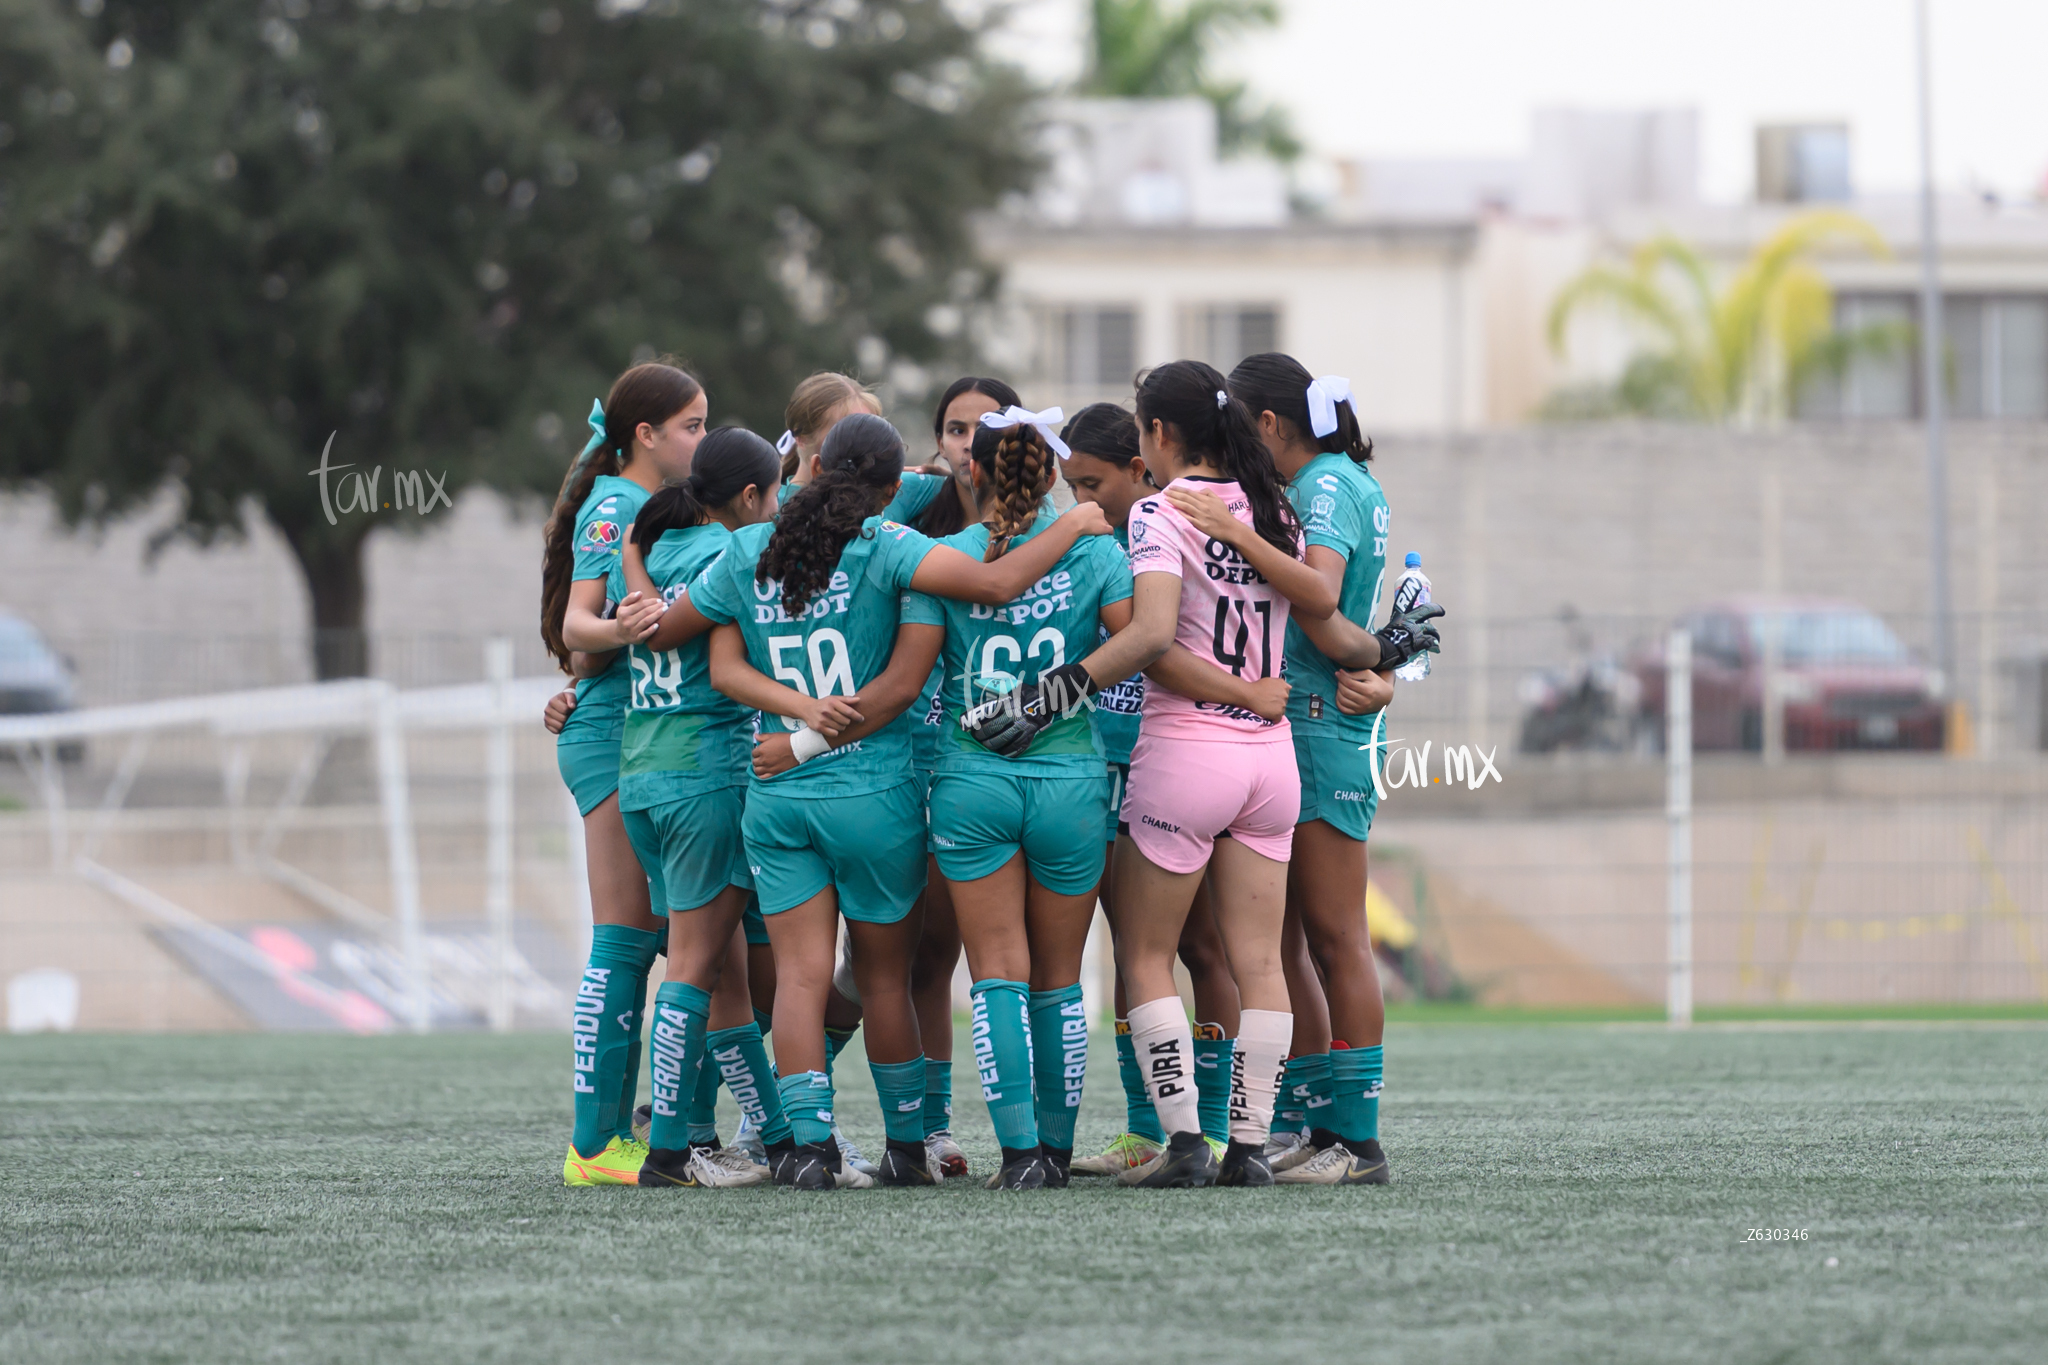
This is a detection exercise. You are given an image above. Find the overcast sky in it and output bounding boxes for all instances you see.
[1000,0,2048,202]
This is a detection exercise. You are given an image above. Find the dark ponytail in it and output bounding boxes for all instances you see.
[1059,401,1143,471]
[915,375,1022,538]
[631,427,780,555]
[1134,359,1301,560]
[968,420,1054,561]
[757,412,905,614]
[540,361,702,670]
[1226,352,1373,464]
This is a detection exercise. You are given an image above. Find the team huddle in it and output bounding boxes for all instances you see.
[541,354,1444,1191]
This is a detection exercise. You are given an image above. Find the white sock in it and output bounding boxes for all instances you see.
[1126,996,1200,1138]
[1228,1008,1293,1146]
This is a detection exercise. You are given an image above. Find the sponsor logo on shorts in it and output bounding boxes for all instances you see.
[931,833,957,848]
[1334,789,1371,802]
[1139,813,1181,834]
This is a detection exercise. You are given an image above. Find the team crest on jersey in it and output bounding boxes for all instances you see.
[1129,516,1150,544]
[584,520,621,546]
[1310,494,1336,522]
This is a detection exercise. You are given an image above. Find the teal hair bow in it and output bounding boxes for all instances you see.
[574,399,607,468]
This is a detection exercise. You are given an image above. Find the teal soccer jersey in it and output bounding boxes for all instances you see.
[560,474,653,745]
[1090,526,1145,765]
[686,516,939,797]
[902,508,1133,775]
[882,470,944,524]
[1283,453,1389,736]
[607,523,751,810]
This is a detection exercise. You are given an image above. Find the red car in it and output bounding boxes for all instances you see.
[1635,598,1945,752]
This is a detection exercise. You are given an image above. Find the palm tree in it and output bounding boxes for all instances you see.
[1546,211,1901,423]
[1081,0,1300,161]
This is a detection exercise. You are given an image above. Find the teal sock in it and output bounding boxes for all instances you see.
[970,979,1039,1150]
[1298,1051,1335,1137]
[869,1056,929,1145]
[922,1058,953,1138]
[570,925,660,1159]
[1192,1027,1234,1145]
[1028,985,1087,1153]
[1115,1022,1164,1143]
[613,930,663,1140]
[824,1026,857,1081]
[777,1069,835,1147]
[1271,1055,1310,1135]
[686,1029,722,1147]
[1330,1044,1384,1144]
[645,982,710,1153]
[708,1023,791,1146]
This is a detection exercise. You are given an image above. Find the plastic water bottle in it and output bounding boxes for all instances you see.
[1389,552,1432,682]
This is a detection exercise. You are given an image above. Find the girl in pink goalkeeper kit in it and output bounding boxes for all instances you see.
[1110,359,1360,1189]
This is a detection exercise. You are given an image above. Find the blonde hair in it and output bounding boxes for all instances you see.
[781,372,882,482]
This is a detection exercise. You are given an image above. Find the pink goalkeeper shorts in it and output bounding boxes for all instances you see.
[1120,730,1301,874]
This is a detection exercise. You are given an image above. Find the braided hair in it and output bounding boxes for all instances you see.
[968,419,1055,561]
[1134,359,1301,559]
[757,412,904,615]
[540,361,701,670]
[1226,352,1373,464]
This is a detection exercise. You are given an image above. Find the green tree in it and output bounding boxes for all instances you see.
[1545,210,1901,424]
[1081,0,1298,161]
[0,0,1035,677]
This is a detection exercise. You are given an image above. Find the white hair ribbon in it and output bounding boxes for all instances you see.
[978,405,1071,460]
[1215,389,1229,409]
[775,429,798,456]
[1305,375,1355,439]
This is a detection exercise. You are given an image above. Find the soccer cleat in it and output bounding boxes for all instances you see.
[1274,1139,1391,1185]
[731,1112,768,1166]
[1119,1130,1219,1189]
[696,1146,769,1185]
[985,1152,1050,1190]
[1263,1130,1315,1172]
[1204,1135,1227,1162]
[766,1141,799,1186]
[638,1146,709,1188]
[1216,1139,1274,1187]
[788,1141,837,1191]
[925,1130,969,1179]
[1040,1147,1071,1189]
[564,1135,649,1187]
[833,1124,879,1178]
[877,1141,938,1187]
[1070,1132,1163,1177]
[631,1103,652,1145]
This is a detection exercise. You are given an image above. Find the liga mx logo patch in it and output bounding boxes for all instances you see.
[584,520,621,547]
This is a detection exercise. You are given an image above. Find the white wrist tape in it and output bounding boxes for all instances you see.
[789,726,832,764]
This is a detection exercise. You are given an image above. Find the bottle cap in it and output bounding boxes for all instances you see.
[1404,552,1421,568]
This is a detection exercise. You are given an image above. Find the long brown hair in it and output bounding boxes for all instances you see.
[757,413,905,616]
[916,375,1020,538]
[540,361,701,671]
[968,419,1054,561]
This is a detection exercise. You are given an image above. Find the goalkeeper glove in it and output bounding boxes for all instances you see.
[960,662,1098,757]
[1373,602,1444,672]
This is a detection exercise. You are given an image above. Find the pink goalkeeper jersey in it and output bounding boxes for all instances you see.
[1125,476,1295,743]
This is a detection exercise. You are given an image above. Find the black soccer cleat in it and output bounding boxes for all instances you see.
[877,1141,938,1187]
[985,1150,1050,1190]
[637,1146,705,1188]
[788,1141,837,1191]
[1344,1138,1391,1185]
[1120,1130,1218,1188]
[1215,1139,1274,1187]
[766,1138,799,1186]
[1039,1146,1072,1189]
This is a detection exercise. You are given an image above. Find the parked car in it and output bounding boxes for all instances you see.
[0,613,82,759]
[1634,598,1944,752]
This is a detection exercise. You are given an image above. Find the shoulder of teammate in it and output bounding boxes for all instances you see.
[900,586,946,626]
[684,523,761,624]
[1123,493,1185,576]
[1075,527,1135,602]
[1293,457,1366,555]
[866,514,940,589]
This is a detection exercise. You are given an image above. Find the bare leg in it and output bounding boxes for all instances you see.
[1280,900,1333,1056]
[660,884,747,990]
[1178,874,1241,1034]
[845,913,925,1065]
[762,890,839,1077]
[585,795,660,931]
[706,924,754,1030]
[1110,835,1205,1008]
[910,860,961,1062]
[1290,821,1384,1047]
[1201,840,1290,1014]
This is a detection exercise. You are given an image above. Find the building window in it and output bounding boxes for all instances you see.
[1186,305,1280,374]
[1800,292,2048,420]
[1036,306,1137,388]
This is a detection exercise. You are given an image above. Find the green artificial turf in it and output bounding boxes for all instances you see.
[3,1023,2044,1364]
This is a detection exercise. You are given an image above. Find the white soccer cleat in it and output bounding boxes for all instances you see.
[1272,1140,1390,1185]
[834,1124,879,1177]
[925,1130,968,1180]
[1264,1130,1315,1172]
[686,1147,768,1188]
[731,1112,768,1166]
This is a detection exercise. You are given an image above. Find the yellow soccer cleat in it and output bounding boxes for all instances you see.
[1069,1132,1164,1177]
[563,1135,650,1187]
